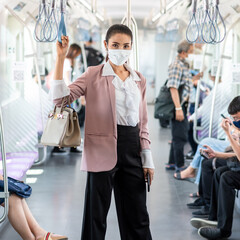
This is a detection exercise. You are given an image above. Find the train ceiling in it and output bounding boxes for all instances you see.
[0,0,240,26]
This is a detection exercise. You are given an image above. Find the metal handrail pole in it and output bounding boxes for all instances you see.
[209,16,240,137]
[33,146,47,166]
[160,0,163,13]
[127,0,131,28]
[193,80,201,144]
[0,106,9,223]
[131,16,139,71]
[193,44,208,144]
[121,16,127,25]
[80,41,88,71]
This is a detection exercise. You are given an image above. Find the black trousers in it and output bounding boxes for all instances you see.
[168,106,188,168]
[200,158,227,206]
[209,166,240,235]
[81,125,152,240]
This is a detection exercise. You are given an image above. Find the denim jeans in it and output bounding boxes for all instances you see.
[190,137,229,184]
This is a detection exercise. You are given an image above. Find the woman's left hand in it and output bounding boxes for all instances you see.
[143,168,154,185]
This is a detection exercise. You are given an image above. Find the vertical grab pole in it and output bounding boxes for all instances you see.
[127,0,131,28]
[80,41,88,71]
[0,106,9,223]
[193,44,208,144]
[160,0,163,13]
[209,16,240,137]
[131,17,139,71]
[122,0,139,70]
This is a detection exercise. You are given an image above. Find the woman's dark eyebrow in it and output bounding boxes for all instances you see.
[112,42,130,45]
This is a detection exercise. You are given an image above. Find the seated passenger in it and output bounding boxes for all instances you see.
[173,137,229,182]
[187,147,235,217]
[0,174,67,240]
[189,96,240,239]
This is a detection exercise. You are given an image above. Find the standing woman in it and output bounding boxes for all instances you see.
[50,24,154,240]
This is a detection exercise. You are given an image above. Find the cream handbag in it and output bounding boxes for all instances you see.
[41,97,81,148]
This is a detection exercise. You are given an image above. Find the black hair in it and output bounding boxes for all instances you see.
[105,24,133,43]
[228,96,240,115]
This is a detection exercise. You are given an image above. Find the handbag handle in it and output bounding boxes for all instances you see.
[53,96,71,115]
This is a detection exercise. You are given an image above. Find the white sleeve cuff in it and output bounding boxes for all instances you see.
[141,149,155,169]
[48,79,70,100]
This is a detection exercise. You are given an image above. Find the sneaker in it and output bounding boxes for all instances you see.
[190,218,218,229]
[186,150,195,159]
[187,198,205,209]
[198,227,231,239]
[192,205,210,218]
[51,147,68,156]
[70,147,82,153]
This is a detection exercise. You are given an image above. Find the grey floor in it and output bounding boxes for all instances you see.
[1,106,240,240]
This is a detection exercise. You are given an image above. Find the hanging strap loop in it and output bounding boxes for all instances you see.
[58,0,67,43]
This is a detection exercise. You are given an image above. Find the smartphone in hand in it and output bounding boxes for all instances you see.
[221,114,232,125]
[146,173,150,192]
[200,149,209,159]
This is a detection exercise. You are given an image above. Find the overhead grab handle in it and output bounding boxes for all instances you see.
[58,0,67,43]
[34,0,66,43]
[186,0,199,43]
[186,0,226,44]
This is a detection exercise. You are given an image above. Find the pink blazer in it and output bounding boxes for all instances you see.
[54,64,151,172]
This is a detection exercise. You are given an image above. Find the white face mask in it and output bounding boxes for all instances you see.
[108,49,132,66]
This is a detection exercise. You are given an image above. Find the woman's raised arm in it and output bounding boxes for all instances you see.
[53,36,69,80]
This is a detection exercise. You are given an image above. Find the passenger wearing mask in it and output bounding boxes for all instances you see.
[50,24,154,240]
[51,43,82,155]
[187,97,238,215]
[0,175,67,240]
[191,96,240,240]
[166,40,198,172]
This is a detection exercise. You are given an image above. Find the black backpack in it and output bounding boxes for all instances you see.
[154,81,183,120]
[85,46,104,67]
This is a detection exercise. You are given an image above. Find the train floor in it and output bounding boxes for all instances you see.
[1,106,240,240]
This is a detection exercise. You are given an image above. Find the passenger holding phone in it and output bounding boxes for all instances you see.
[50,24,154,240]
[190,96,240,239]
[200,144,237,160]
